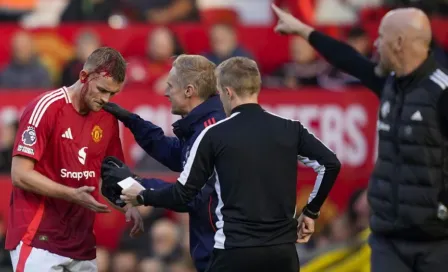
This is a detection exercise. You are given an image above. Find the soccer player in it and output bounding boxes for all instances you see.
[6,47,143,272]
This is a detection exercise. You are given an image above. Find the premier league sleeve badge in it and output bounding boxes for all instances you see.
[21,126,37,146]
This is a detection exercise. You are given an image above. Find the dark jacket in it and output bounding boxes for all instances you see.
[369,57,448,240]
[307,31,448,240]
[122,95,226,271]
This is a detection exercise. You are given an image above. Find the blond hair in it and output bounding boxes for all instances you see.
[172,54,217,99]
[215,57,261,96]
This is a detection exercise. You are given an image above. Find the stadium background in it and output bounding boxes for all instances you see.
[0,0,447,271]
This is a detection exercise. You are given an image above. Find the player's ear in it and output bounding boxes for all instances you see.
[225,87,233,99]
[184,84,195,98]
[79,70,89,84]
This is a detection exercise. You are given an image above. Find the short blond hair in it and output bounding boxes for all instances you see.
[215,57,261,96]
[172,54,217,99]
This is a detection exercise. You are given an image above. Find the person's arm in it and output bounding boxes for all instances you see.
[296,121,341,216]
[11,101,109,212]
[140,128,215,207]
[103,103,183,172]
[11,156,73,199]
[271,4,386,96]
[308,32,385,95]
[139,176,215,213]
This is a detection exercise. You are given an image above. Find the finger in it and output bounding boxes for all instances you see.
[91,199,109,210]
[271,3,284,16]
[130,219,139,237]
[125,209,131,222]
[91,206,111,213]
[296,234,311,243]
[81,186,96,193]
[274,25,287,35]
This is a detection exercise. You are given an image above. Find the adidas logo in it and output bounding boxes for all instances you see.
[411,111,423,121]
[62,128,73,139]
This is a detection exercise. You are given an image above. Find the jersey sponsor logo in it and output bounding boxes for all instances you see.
[21,126,37,146]
[17,144,35,155]
[78,147,88,165]
[91,125,103,143]
[60,169,95,180]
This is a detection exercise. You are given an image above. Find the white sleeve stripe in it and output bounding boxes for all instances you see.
[63,86,71,103]
[433,71,448,87]
[62,87,68,103]
[265,110,333,204]
[298,155,325,204]
[29,89,63,126]
[435,69,448,86]
[178,112,239,186]
[34,94,65,127]
[430,75,446,89]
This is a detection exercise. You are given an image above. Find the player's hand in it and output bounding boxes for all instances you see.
[296,214,315,243]
[272,4,308,36]
[70,186,111,213]
[121,183,144,206]
[102,102,132,122]
[124,205,144,238]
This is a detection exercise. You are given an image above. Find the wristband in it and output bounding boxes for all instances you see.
[302,206,320,219]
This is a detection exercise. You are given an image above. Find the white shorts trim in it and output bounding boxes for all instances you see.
[9,241,97,272]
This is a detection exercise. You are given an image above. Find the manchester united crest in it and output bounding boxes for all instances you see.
[91,125,103,143]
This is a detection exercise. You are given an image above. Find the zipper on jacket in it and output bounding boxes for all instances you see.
[392,89,405,220]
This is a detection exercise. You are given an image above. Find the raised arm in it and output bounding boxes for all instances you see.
[272,4,386,96]
[103,102,183,172]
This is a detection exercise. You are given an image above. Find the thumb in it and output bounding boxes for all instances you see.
[81,186,96,193]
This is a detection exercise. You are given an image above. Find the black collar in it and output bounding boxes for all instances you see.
[231,103,263,114]
[395,53,437,91]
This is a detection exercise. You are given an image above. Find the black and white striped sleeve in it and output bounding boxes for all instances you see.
[142,128,215,208]
[296,121,341,214]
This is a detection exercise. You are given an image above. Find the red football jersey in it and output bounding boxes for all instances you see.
[6,87,124,260]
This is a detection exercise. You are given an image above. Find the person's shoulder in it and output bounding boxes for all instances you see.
[262,109,296,124]
[96,109,120,128]
[22,87,70,126]
[427,67,448,92]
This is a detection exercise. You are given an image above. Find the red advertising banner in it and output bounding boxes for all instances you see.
[0,87,380,249]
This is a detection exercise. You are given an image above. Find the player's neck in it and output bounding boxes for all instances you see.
[230,95,259,110]
[66,82,89,115]
[396,51,428,77]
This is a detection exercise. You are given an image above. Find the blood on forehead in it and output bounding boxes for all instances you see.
[81,56,118,100]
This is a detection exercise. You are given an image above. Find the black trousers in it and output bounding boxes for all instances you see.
[369,233,448,272]
[205,243,299,272]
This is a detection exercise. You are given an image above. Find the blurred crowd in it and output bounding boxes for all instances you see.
[0,0,447,271]
[0,21,447,93]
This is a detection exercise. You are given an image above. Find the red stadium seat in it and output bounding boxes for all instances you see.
[200,8,240,26]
